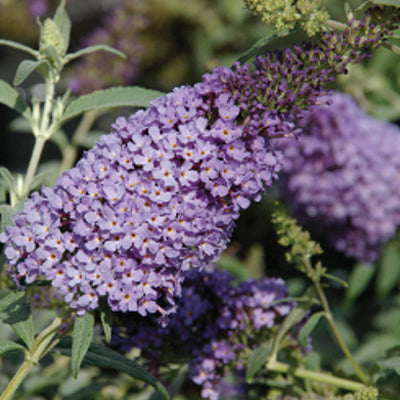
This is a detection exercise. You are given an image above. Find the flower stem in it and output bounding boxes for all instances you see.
[23,71,58,196]
[266,360,366,392]
[22,135,47,196]
[0,310,71,400]
[303,257,369,384]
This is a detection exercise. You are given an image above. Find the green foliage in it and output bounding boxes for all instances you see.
[376,242,400,299]
[298,311,325,347]
[59,86,164,124]
[246,345,272,381]
[0,80,31,119]
[55,339,169,399]
[71,312,95,378]
[0,291,35,348]
[13,59,51,86]
[0,340,26,356]
[99,300,113,343]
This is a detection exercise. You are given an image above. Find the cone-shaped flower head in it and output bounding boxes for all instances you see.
[1,9,397,315]
[278,92,400,261]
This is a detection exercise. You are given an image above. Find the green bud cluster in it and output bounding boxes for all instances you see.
[272,203,323,268]
[243,0,329,36]
[39,18,67,58]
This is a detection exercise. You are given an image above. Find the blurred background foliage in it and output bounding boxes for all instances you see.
[0,0,400,398]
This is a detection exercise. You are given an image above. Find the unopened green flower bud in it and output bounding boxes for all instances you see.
[244,0,329,35]
[39,18,66,58]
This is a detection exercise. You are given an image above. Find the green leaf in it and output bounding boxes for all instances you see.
[0,39,39,58]
[0,291,35,348]
[44,45,63,70]
[323,272,348,288]
[53,0,71,53]
[0,166,15,191]
[9,116,32,132]
[369,0,400,5]
[376,357,400,375]
[0,339,27,355]
[376,242,400,299]
[0,205,17,232]
[60,86,165,124]
[99,301,113,343]
[71,312,95,378]
[236,29,290,65]
[344,263,376,306]
[272,303,310,358]
[217,255,251,280]
[0,80,31,119]
[64,45,126,64]
[298,311,325,346]
[55,339,169,399]
[246,346,271,381]
[14,59,50,86]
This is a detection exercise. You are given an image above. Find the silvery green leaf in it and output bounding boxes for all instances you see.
[64,45,126,65]
[60,86,164,124]
[0,80,31,119]
[71,312,95,378]
[53,0,71,54]
[0,39,39,58]
[14,59,51,86]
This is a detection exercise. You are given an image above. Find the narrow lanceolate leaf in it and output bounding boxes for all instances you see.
[53,0,71,53]
[246,346,272,381]
[0,204,17,232]
[71,312,95,378]
[298,311,325,346]
[0,340,27,355]
[55,339,169,399]
[236,29,290,65]
[64,45,126,64]
[14,59,50,86]
[60,86,165,124]
[272,304,309,354]
[0,39,39,58]
[99,301,113,343]
[0,80,31,119]
[376,242,400,299]
[376,357,400,375]
[0,291,35,348]
[370,0,400,6]
[344,263,375,306]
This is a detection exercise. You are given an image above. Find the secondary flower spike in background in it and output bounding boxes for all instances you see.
[112,269,301,400]
[1,9,398,317]
[278,92,400,262]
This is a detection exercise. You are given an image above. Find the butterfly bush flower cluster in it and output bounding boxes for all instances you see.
[278,92,400,261]
[0,10,397,316]
[68,0,149,94]
[112,268,304,400]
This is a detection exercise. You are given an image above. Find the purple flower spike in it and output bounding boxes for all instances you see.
[277,92,400,261]
[1,13,394,315]
[111,269,306,400]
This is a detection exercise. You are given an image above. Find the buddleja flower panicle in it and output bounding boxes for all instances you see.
[277,92,400,261]
[112,269,305,400]
[1,9,397,315]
